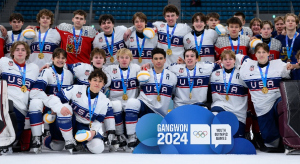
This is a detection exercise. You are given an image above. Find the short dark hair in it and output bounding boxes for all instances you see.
[250,18,262,29]
[9,13,24,22]
[255,43,269,54]
[132,12,147,25]
[261,20,273,29]
[163,4,179,17]
[53,48,67,59]
[183,49,198,59]
[90,48,106,63]
[88,69,108,85]
[226,17,242,27]
[192,12,206,24]
[151,48,166,59]
[36,9,54,27]
[234,12,246,21]
[206,12,220,20]
[73,10,87,19]
[99,14,115,25]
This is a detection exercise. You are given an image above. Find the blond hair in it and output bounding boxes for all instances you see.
[116,48,133,61]
[220,50,236,61]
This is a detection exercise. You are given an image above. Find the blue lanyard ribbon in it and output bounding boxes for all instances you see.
[39,29,49,53]
[229,36,240,54]
[261,38,271,49]
[16,63,26,86]
[166,24,177,49]
[223,68,235,96]
[153,69,164,96]
[11,33,21,43]
[194,31,204,55]
[72,27,83,55]
[51,65,64,92]
[119,66,130,95]
[87,87,99,124]
[286,32,298,60]
[240,28,244,35]
[186,66,196,93]
[258,64,270,88]
[104,31,115,57]
[136,33,146,58]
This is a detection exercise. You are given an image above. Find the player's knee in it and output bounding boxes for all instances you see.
[29,99,43,112]
[111,100,122,113]
[87,138,104,154]
[125,98,141,111]
[57,103,73,117]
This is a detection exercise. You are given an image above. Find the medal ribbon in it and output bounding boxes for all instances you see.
[194,31,204,55]
[11,32,21,43]
[39,29,49,54]
[229,35,240,54]
[136,33,146,59]
[16,63,26,87]
[286,32,298,60]
[258,63,270,88]
[119,66,130,95]
[72,27,83,55]
[186,66,196,94]
[51,65,64,92]
[153,69,164,96]
[88,87,99,125]
[223,68,235,96]
[241,28,244,35]
[104,31,115,58]
[166,24,177,49]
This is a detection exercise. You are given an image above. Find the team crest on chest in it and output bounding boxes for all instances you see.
[8,61,13,66]
[130,37,134,42]
[112,68,117,74]
[84,30,88,36]
[215,71,220,76]
[179,68,184,73]
[85,70,90,76]
[52,72,55,78]
[160,24,165,28]
[76,92,82,98]
[250,65,254,71]
[186,38,191,44]
[99,37,103,42]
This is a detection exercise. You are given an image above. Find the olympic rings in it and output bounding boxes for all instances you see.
[193,131,208,138]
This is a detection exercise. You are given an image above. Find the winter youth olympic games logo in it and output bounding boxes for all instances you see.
[134,105,256,154]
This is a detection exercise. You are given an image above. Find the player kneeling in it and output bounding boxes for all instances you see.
[46,70,116,154]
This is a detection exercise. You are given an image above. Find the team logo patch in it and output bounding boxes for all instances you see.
[179,68,184,73]
[85,70,90,76]
[250,65,254,71]
[99,37,103,42]
[52,72,56,78]
[160,24,165,28]
[112,68,117,74]
[130,37,134,42]
[84,30,88,36]
[215,71,220,76]
[76,92,82,98]
[186,38,191,44]
[8,61,13,66]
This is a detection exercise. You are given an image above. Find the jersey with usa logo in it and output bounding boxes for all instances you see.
[93,26,127,66]
[167,62,219,108]
[5,30,26,58]
[47,85,115,134]
[210,68,248,123]
[240,59,290,116]
[0,57,39,115]
[103,63,140,107]
[125,30,158,66]
[138,68,177,116]
[153,21,192,66]
[183,29,218,62]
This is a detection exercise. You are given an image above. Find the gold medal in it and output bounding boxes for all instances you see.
[21,85,27,93]
[38,53,44,59]
[138,57,142,63]
[110,56,114,63]
[189,93,192,99]
[122,94,128,100]
[225,95,229,101]
[262,87,268,94]
[198,56,201,62]
[157,95,161,102]
[166,49,172,55]
[89,122,92,128]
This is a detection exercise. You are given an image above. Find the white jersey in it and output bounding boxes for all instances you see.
[210,68,248,123]
[47,85,115,134]
[67,63,111,90]
[104,63,140,107]
[235,53,250,70]
[93,26,127,66]
[138,68,177,116]
[183,29,218,62]
[240,59,290,116]
[125,31,158,66]
[167,62,218,108]
[26,28,61,69]
[153,21,192,66]
[0,57,39,115]
[30,66,74,101]
[5,30,26,58]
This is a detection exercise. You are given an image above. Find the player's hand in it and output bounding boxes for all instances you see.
[141,63,151,70]
[39,63,50,72]
[177,57,185,64]
[0,25,7,37]
[25,25,36,30]
[123,29,132,41]
[87,130,96,141]
[60,107,72,116]
[215,60,221,65]
[250,36,257,41]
